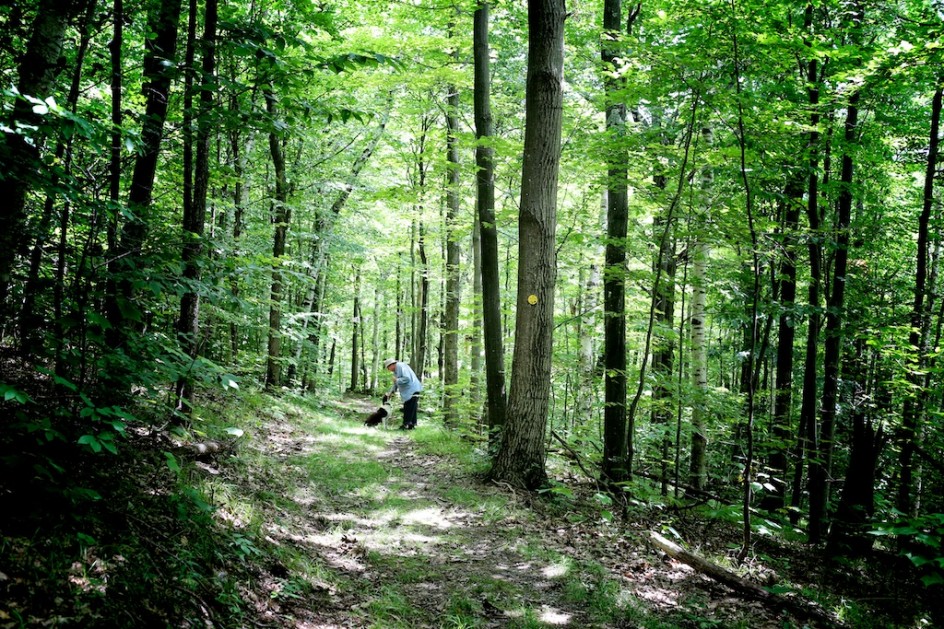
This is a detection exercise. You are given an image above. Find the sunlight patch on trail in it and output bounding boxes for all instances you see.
[399,506,455,529]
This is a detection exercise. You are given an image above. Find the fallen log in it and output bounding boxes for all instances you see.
[649,531,772,600]
[647,531,838,627]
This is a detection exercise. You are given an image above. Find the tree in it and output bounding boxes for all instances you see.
[105,0,185,349]
[0,0,90,310]
[489,0,566,490]
[473,1,507,440]
[600,0,638,486]
[809,0,864,542]
[898,80,942,515]
[443,21,461,427]
[264,85,291,389]
[175,0,218,413]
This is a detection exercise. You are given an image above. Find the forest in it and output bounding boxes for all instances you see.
[1,0,943,626]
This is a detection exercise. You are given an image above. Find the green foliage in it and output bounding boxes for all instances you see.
[870,512,944,588]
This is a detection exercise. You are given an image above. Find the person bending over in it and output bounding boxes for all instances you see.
[383,358,422,430]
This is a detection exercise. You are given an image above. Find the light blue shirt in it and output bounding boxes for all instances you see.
[388,362,422,401]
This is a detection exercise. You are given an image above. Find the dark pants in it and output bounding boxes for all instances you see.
[402,394,419,428]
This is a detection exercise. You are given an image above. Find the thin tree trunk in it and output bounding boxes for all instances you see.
[444,61,461,427]
[474,1,507,441]
[763,175,804,510]
[175,0,217,413]
[792,9,823,525]
[105,0,184,348]
[651,215,676,496]
[18,0,98,358]
[396,253,403,361]
[810,82,860,543]
[371,286,380,390]
[898,81,941,515]
[350,270,361,392]
[265,86,291,389]
[600,0,638,486]
[415,221,430,378]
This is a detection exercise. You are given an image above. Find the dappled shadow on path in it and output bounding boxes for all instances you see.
[236,394,825,629]
[242,396,612,627]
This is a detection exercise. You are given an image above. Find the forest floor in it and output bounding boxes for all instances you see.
[1,390,937,628]
[210,393,932,628]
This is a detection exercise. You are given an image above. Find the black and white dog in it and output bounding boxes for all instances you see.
[364,395,393,428]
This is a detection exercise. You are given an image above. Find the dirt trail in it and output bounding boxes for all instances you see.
[246,396,799,628]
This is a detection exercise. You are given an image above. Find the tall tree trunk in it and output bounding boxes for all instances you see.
[228,123,252,361]
[474,1,507,441]
[175,0,217,413]
[415,221,430,378]
[444,67,461,427]
[898,81,941,515]
[651,216,676,495]
[600,0,638,485]
[471,217,484,419]
[350,269,361,392]
[265,87,290,389]
[0,0,90,311]
[688,237,709,491]
[809,83,860,543]
[105,0,184,348]
[792,10,823,525]
[489,0,566,490]
[763,175,804,511]
[371,286,381,390]
[94,0,122,379]
[18,0,98,359]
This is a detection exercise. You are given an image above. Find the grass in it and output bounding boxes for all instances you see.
[365,585,423,628]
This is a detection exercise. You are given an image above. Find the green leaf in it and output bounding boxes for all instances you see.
[164,451,181,473]
[77,532,97,547]
[77,434,102,453]
[1,384,32,404]
[225,427,244,438]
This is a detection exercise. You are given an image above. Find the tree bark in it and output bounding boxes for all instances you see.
[474,2,507,440]
[898,81,941,515]
[350,269,361,392]
[0,0,90,310]
[688,237,709,491]
[175,0,217,413]
[829,339,886,555]
[600,0,637,486]
[443,69,461,427]
[18,0,98,359]
[810,84,859,543]
[792,8,822,525]
[762,174,804,511]
[489,0,566,490]
[265,86,291,389]
[415,221,430,378]
[651,214,676,496]
[106,0,185,348]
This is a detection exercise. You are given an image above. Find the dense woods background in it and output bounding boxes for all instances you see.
[1,0,943,625]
